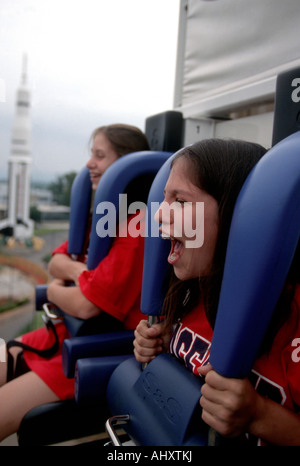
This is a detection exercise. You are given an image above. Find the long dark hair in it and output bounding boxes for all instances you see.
[162,139,267,329]
[163,138,299,354]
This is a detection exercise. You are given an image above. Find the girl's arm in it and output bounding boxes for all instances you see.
[46,278,101,319]
[198,364,300,446]
[48,253,87,285]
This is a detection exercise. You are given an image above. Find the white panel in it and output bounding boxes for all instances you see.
[183,118,215,144]
[214,112,274,148]
[175,0,300,116]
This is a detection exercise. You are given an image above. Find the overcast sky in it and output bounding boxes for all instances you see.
[0,0,180,182]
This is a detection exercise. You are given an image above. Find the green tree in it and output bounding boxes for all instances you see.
[30,205,41,222]
[48,171,77,206]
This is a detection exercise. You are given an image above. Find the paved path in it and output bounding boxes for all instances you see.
[3,227,69,268]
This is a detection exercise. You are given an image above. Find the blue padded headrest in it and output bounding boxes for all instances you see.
[272,66,300,146]
[140,154,175,316]
[210,131,300,378]
[67,167,92,255]
[145,111,183,152]
[87,151,172,270]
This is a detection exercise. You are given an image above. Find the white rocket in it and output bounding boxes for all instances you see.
[0,55,34,240]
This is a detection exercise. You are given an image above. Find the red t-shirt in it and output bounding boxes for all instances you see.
[169,286,300,445]
[52,216,145,329]
[22,216,145,399]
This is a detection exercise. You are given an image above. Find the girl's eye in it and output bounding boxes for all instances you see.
[176,199,185,205]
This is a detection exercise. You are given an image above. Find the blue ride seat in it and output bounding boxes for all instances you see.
[34,165,93,337]
[104,68,300,446]
[72,155,174,407]
[17,111,183,446]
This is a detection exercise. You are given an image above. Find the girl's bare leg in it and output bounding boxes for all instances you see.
[0,370,60,441]
[0,340,23,387]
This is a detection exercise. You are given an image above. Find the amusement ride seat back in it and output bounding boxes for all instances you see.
[104,67,300,446]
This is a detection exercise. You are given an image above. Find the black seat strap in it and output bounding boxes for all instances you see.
[6,317,60,382]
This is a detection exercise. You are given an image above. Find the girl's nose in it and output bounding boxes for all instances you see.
[86,156,95,169]
[154,205,161,224]
[154,200,174,225]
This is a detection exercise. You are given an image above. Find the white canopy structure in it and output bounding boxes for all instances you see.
[174,0,300,147]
